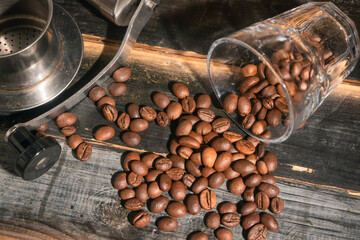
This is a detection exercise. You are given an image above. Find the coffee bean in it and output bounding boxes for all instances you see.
[192,177,208,194]
[245,173,262,188]
[283,115,290,127]
[195,121,212,135]
[251,120,267,135]
[255,142,265,157]
[186,194,201,215]
[210,137,232,152]
[215,227,233,240]
[117,112,130,129]
[274,97,289,114]
[249,80,269,93]
[218,202,237,214]
[203,132,219,144]
[222,131,242,143]
[159,173,172,192]
[266,109,282,127]
[205,212,220,230]
[212,118,230,133]
[141,152,158,168]
[258,182,280,198]
[119,188,135,200]
[127,172,143,187]
[132,210,151,228]
[223,166,240,180]
[263,152,278,173]
[170,181,186,201]
[221,213,240,228]
[109,82,126,97]
[153,92,170,109]
[257,62,266,79]
[154,158,172,172]
[181,96,196,113]
[248,223,268,240]
[201,167,216,178]
[61,126,76,136]
[202,147,217,167]
[228,177,246,195]
[242,64,257,77]
[148,181,163,199]
[186,160,202,177]
[232,160,256,177]
[123,152,140,172]
[76,142,92,161]
[261,174,277,185]
[223,93,238,113]
[208,172,225,189]
[232,153,245,161]
[67,134,83,149]
[172,83,189,99]
[135,183,148,202]
[237,96,252,116]
[169,155,185,170]
[121,132,141,146]
[149,195,169,213]
[97,96,115,109]
[214,152,232,172]
[261,85,277,98]
[256,107,267,120]
[189,232,208,240]
[166,168,184,181]
[175,120,192,136]
[270,197,284,214]
[256,161,268,175]
[178,136,201,149]
[127,103,140,119]
[239,77,260,94]
[166,201,187,218]
[250,98,262,115]
[113,67,131,82]
[260,212,279,232]
[255,191,270,210]
[130,161,148,176]
[156,217,178,231]
[235,139,255,155]
[245,154,259,165]
[56,112,77,128]
[94,126,115,141]
[196,94,211,109]
[155,111,169,127]
[129,119,148,132]
[182,173,196,188]
[242,114,256,129]
[179,114,200,125]
[243,187,255,202]
[177,146,193,159]
[197,108,215,122]
[242,212,260,230]
[89,86,106,101]
[166,101,182,120]
[124,198,143,211]
[189,131,203,145]
[112,172,128,190]
[139,106,157,121]
[199,189,217,210]
[240,201,257,216]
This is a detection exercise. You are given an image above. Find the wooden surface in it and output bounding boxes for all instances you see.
[1,0,360,239]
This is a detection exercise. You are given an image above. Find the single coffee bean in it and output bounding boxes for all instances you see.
[196,94,211,109]
[195,121,212,135]
[210,137,232,152]
[237,96,252,116]
[186,160,202,177]
[223,93,238,113]
[262,97,274,110]
[156,217,178,231]
[135,183,148,202]
[89,86,105,101]
[223,166,240,180]
[258,62,266,79]
[214,152,232,172]
[189,232,208,240]
[192,177,208,194]
[178,136,201,149]
[279,67,291,81]
[113,67,131,82]
[245,154,259,165]
[245,173,262,187]
[199,189,217,210]
[249,80,269,93]
[203,132,219,144]
[127,103,140,119]
[208,172,225,189]
[166,101,182,120]
[270,197,284,214]
[172,82,189,99]
[248,224,268,240]
[240,201,257,216]
[117,112,130,129]
[250,98,262,115]
[186,194,201,215]
[205,212,221,230]
[108,82,126,97]
[179,114,200,125]
[243,187,255,202]
[212,118,230,134]
[156,111,170,127]
[132,210,151,228]
[94,126,115,141]
[121,132,141,146]
[266,109,282,127]
[76,142,92,161]
[177,146,193,159]
[239,76,260,94]
[258,182,280,198]
[232,153,245,161]
[255,191,270,210]
[141,152,159,168]
[222,131,242,143]
[139,106,157,121]
[232,160,256,177]
[153,92,170,109]
[189,131,203,145]
[97,96,115,110]
[127,172,143,187]
[67,134,83,149]
[119,188,135,200]
[130,161,148,176]
[251,120,267,135]
[149,195,169,213]
[242,64,257,77]
[159,173,172,192]
[61,126,76,136]
[170,181,186,201]
[166,201,187,218]
[154,158,173,172]
[148,181,163,199]
[169,155,185,170]
[221,213,240,228]
[261,174,277,185]
[56,112,77,128]
[260,129,272,140]
[218,201,237,214]
[166,168,185,181]
[201,167,216,178]
[242,212,260,230]
[202,147,217,167]
[130,119,149,132]
[197,108,215,122]
[175,120,192,136]
[112,172,128,190]
[260,212,279,232]
[242,114,256,129]
[256,161,268,175]
[215,227,233,240]
[274,97,289,114]
[256,107,267,120]
[263,152,278,173]
[228,177,246,195]
[181,96,196,113]
[255,143,265,158]
[124,198,144,211]
[235,139,255,155]
[261,85,277,98]
[182,173,196,188]
[123,151,140,172]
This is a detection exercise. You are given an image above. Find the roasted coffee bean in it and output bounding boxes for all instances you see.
[166,201,187,218]
[240,201,257,216]
[119,188,135,200]
[235,139,255,155]
[245,173,262,188]
[242,212,260,230]
[166,168,184,181]
[301,65,311,81]
[203,132,219,144]
[156,111,170,127]
[223,166,240,180]
[265,67,279,85]
[274,97,289,114]
[202,147,217,167]
[222,131,242,143]
[261,85,277,98]
[237,96,252,116]
[141,152,159,168]
[166,101,182,120]
[56,112,77,128]
[218,201,237,214]
[124,198,144,211]
[221,213,240,228]
[94,126,115,141]
[89,86,106,101]
[242,114,256,129]
[156,217,178,231]
[255,142,265,158]
[239,76,260,94]
[153,92,170,109]
[214,152,232,172]
[109,82,126,97]
[250,98,262,115]
[279,67,291,81]
[149,195,169,213]
[232,153,245,161]
[97,96,115,109]
[260,212,279,232]
[127,172,143,187]
[232,160,256,177]
[199,189,217,210]
[245,154,259,165]
[132,211,151,228]
[170,181,186,201]
[177,146,193,159]
[291,62,302,78]
[182,173,196,188]
[258,182,279,198]
[266,109,282,127]
[263,152,278,173]
[186,194,201,215]
[210,137,232,152]
[130,119,148,132]
[130,161,148,176]
[283,115,290,127]
[249,80,269,93]
[154,158,172,172]
[205,212,221,230]
[243,187,255,202]
[61,126,76,136]
[255,191,270,210]
[256,161,268,175]
[172,83,189,99]
[192,177,208,194]
[197,108,215,122]
[189,131,203,145]
[135,183,148,202]
[112,172,128,190]
[67,134,83,149]
[262,97,274,110]
[208,172,225,189]
[181,96,196,113]
[159,173,172,192]
[169,155,185,170]
[223,93,238,113]
[261,174,277,185]
[179,114,200,125]
[113,67,131,82]
[186,160,202,177]
[76,142,92,161]
[102,104,118,122]
[258,62,266,79]
[215,227,233,240]
[127,103,140,119]
[196,94,211,109]
[242,64,258,77]
[256,107,267,120]
[189,232,208,240]
[117,112,130,129]
[123,152,140,172]
[175,120,192,136]
[248,224,268,240]
[228,177,246,195]
[212,118,230,133]
[148,181,163,199]
[251,120,267,135]
[139,106,157,121]
[178,136,201,149]
[247,136,260,148]
[201,167,216,178]
[195,121,212,135]
[121,132,141,146]
[270,197,284,214]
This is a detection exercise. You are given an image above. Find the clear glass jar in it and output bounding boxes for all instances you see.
[207,2,360,143]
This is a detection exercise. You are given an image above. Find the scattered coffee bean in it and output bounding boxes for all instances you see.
[132,210,151,228]
[215,227,233,240]
[166,168,184,181]
[192,177,208,194]
[248,223,268,240]
[139,106,157,121]
[154,158,172,172]
[123,152,140,171]
[112,172,128,190]
[270,197,284,214]
[181,96,196,113]
[255,191,270,210]
[258,182,280,198]
[186,194,201,215]
[113,67,131,82]
[152,92,170,109]
[130,160,148,176]
[166,201,187,218]
[242,64,258,77]
[156,217,178,231]
[156,111,170,127]
[232,160,256,177]
[223,166,241,180]
[205,212,220,230]
[243,187,256,202]
[119,188,135,200]
[61,126,76,136]
[182,173,196,188]
[212,118,230,133]
[199,189,217,210]
[145,169,161,182]
[260,212,279,232]
[94,125,115,141]
[135,183,148,202]
[221,212,240,228]
[223,93,238,113]
[166,101,183,120]
[76,142,92,161]
[103,104,118,122]
[196,94,211,109]
[241,212,260,230]
[127,103,140,119]
[67,134,83,149]
[169,155,185,170]
[175,120,193,136]
[197,108,215,122]
[127,172,143,187]
[240,201,257,216]
[245,173,262,187]
[172,83,189,99]
[149,195,169,213]
[148,181,163,199]
[237,96,252,116]
[218,201,237,214]
[124,198,143,211]
[117,112,131,129]
[201,167,216,178]
[129,118,149,132]
[208,172,225,189]
[170,181,186,201]
[189,231,208,240]
[210,137,232,152]
[121,132,141,146]
[141,152,159,168]
[228,177,246,195]
[195,121,212,135]
[89,86,106,101]
[178,136,201,149]
[109,82,126,97]
[97,96,115,109]
[56,112,77,128]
